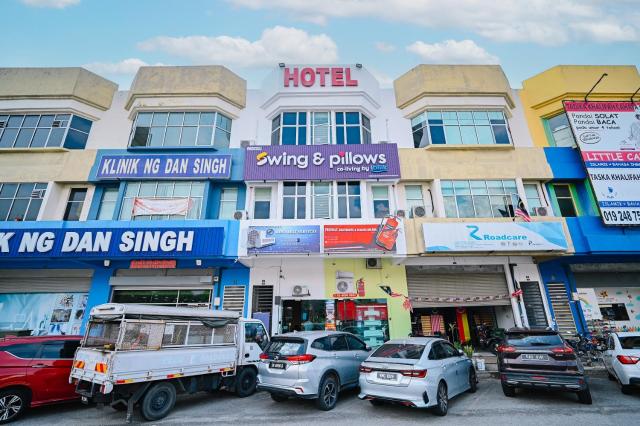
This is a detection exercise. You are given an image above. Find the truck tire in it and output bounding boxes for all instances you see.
[140,382,177,421]
[235,368,257,398]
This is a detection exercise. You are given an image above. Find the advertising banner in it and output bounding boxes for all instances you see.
[244,143,400,181]
[96,154,232,180]
[132,197,192,216]
[576,288,603,321]
[0,226,224,259]
[563,101,640,225]
[246,225,321,254]
[423,222,568,252]
[324,216,401,253]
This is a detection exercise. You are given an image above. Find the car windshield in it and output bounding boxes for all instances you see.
[506,333,563,347]
[619,336,640,349]
[85,321,120,348]
[266,338,306,356]
[371,343,425,359]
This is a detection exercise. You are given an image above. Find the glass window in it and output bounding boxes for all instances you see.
[272,112,307,146]
[253,187,271,219]
[337,182,361,218]
[219,187,238,219]
[524,183,544,216]
[311,112,331,145]
[506,333,563,347]
[405,185,425,217]
[345,334,367,351]
[0,182,46,221]
[129,111,231,149]
[244,322,268,350]
[329,335,349,351]
[336,112,370,145]
[312,182,332,219]
[266,338,306,356]
[619,336,640,350]
[112,289,212,308]
[442,180,518,218]
[63,188,87,221]
[283,182,306,219]
[40,341,79,359]
[553,183,577,217]
[97,187,118,220]
[117,181,205,220]
[372,185,390,218]
[411,110,511,147]
[2,343,41,359]
[547,113,576,147]
[0,113,91,149]
[372,343,425,359]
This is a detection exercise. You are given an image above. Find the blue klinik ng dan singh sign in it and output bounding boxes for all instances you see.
[96,154,232,180]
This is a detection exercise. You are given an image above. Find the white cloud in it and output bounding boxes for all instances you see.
[83,58,163,75]
[138,26,338,68]
[227,0,640,45]
[407,40,499,64]
[20,0,79,8]
[375,42,396,53]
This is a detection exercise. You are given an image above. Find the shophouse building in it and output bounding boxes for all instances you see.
[520,65,640,336]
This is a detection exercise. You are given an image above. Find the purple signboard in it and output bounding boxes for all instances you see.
[244,144,400,181]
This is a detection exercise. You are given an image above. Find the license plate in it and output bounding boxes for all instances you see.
[377,372,398,381]
[269,362,286,369]
[521,354,548,361]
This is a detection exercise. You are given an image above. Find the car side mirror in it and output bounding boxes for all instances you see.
[365,346,371,352]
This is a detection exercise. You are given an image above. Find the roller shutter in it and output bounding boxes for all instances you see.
[573,272,640,288]
[0,269,92,293]
[407,266,510,308]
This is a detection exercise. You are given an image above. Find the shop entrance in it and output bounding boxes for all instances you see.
[411,306,498,346]
[281,298,390,347]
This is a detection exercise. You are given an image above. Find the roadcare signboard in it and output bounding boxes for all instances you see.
[564,101,640,225]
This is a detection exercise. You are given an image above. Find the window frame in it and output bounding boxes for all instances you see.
[371,184,391,219]
[63,187,88,221]
[336,181,362,219]
[0,182,47,222]
[117,181,206,221]
[0,113,91,150]
[545,113,577,148]
[551,183,578,217]
[523,182,546,216]
[252,186,273,219]
[218,187,239,219]
[404,184,426,218]
[441,179,519,219]
[270,110,371,146]
[282,182,307,219]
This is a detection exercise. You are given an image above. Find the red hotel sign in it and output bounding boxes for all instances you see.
[284,67,358,87]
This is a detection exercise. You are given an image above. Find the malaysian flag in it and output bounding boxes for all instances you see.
[514,197,532,222]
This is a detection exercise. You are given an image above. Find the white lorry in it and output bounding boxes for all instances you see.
[70,303,269,422]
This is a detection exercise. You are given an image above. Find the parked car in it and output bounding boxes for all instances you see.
[258,331,371,410]
[0,335,82,424]
[358,337,476,416]
[497,327,592,404]
[603,331,640,394]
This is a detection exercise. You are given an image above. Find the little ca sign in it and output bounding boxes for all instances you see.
[284,67,358,88]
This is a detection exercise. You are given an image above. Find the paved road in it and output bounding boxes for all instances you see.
[18,374,639,425]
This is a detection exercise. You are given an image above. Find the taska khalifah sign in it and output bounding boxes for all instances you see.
[96,154,232,180]
[244,144,400,181]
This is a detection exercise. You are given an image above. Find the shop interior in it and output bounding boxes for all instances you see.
[411,306,502,347]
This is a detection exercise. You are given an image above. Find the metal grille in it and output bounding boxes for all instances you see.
[252,285,274,313]
[520,281,548,327]
[222,285,246,313]
[546,282,577,337]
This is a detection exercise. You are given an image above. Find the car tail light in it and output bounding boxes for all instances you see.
[617,355,640,365]
[552,345,574,355]
[286,354,316,364]
[497,345,516,353]
[259,353,269,360]
[400,369,427,378]
[359,366,373,373]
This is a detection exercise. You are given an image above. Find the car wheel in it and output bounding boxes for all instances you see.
[315,374,339,411]
[501,381,516,397]
[577,388,592,404]
[467,367,478,393]
[140,382,177,421]
[270,393,288,403]
[0,389,29,424]
[235,368,258,398]
[432,381,448,416]
[369,399,384,406]
[621,384,634,395]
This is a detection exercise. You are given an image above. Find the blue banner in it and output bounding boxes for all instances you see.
[0,226,224,259]
[247,226,321,254]
[96,154,232,180]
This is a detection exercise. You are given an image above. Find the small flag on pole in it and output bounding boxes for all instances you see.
[514,197,532,222]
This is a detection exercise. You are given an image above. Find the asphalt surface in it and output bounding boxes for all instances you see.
[17,373,639,426]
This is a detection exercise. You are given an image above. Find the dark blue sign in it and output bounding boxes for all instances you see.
[0,226,224,259]
[96,154,232,180]
[247,226,320,254]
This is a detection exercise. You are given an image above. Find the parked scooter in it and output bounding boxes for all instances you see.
[477,324,505,354]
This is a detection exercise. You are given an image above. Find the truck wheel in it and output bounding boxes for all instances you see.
[140,382,177,421]
[235,368,257,398]
[0,389,29,424]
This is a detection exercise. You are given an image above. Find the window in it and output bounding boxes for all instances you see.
[0,182,47,221]
[2,343,41,359]
[372,343,425,359]
[219,188,238,219]
[524,183,544,216]
[345,334,367,351]
[328,335,349,351]
[129,111,232,149]
[600,304,629,321]
[118,181,205,220]
[405,185,425,217]
[253,187,272,219]
[272,112,307,145]
[244,323,268,350]
[271,111,371,145]
[63,188,87,221]
[40,340,79,359]
[267,338,306,356]
[0,113,92,150]
[552,183,577,217]
[547,113,576,147]
[312,182,333,219]
[97,187,119,220]
[337,182,361,218]
[441,180,518,218]
[411,110,511,148]
[112,289,213,308]
[335,112,371,145]
[283,182,306,219]
[372,185,390,218]
[311,111,331,145]
[441,342,460,357]
[506,332,563,347]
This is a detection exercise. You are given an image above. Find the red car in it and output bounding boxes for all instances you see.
[0,335,82,424]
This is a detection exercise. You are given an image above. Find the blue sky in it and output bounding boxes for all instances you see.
[2,0,639,89]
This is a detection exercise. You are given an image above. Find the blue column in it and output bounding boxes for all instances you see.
[81,268,113,332]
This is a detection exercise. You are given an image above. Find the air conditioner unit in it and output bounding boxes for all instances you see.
[534,206,549,217]
[412,205,427,218]
[30,190,46,199]
[240,140,255,148]
[335,271,355,294]
[395,209,406,218]
[247,229,276,249]
[0,121,6,129]
[366,258,382,269]
[233,210,247,220]
[292,285,310,297]
[52,120,62,128]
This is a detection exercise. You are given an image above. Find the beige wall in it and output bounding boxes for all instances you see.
[0,150,97,183]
